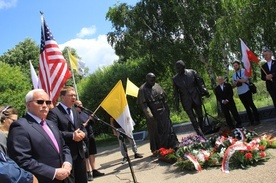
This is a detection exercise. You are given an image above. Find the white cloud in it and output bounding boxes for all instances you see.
[0,0,17,9]
[60,34,118,74]
[76,25,97,38]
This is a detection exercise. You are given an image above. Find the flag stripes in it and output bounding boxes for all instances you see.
[38,16,71,103]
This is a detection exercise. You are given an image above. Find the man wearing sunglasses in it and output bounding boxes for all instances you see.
[47,86,87,183]
[7,89,72,183]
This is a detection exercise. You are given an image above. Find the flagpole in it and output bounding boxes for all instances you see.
[67,49,79,100]
[40,11,45,41]
[258,63,268,75]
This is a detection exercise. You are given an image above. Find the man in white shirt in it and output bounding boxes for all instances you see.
[232,61,260,126]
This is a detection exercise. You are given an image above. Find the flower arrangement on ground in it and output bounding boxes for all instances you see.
[160,128,276,173]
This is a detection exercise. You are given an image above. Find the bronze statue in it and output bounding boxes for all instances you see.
[137,73,178,154]
[172,60,208,137]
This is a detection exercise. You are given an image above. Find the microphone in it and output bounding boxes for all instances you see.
[74,104,89,111]
[74,104,100,121]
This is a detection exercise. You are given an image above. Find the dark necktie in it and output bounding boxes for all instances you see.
[41,120,59,152]
[67,108,73,122]
[67,108,71,115]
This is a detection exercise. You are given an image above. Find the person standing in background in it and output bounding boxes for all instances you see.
[261,49,276,110]
[232,61,260,126]
[214,76,242,129]
[110,117,143,164]
[0,105,18,154]
[75,100,105,181]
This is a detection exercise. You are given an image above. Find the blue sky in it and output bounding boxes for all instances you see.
[0,0,139,73]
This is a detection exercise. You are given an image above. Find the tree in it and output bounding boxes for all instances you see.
[0,38,40,72]
[107,0,225,90]
[0,62,32,116]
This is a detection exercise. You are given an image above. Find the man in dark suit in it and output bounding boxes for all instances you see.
[7,89,72,183]
[214,76,242,129]
[172,60,208,137]
[47,86,87,183]
[261,49,276,109]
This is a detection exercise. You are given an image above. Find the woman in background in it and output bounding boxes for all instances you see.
[0,105,18,153]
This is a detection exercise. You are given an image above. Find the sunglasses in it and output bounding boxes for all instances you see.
[33,100,52,105]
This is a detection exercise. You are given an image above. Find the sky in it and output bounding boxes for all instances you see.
[0,0,139,73]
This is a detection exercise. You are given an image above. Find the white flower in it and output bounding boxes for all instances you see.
[220,147,226,158]
[196,152,205,162]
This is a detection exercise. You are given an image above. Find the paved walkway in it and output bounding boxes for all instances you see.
[92,120,276,183]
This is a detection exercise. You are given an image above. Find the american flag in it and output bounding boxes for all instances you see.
[38,15,71,103]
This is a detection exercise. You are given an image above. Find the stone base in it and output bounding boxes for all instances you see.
[239,105,276,123]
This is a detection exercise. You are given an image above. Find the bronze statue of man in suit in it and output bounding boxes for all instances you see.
[172,60,208,137]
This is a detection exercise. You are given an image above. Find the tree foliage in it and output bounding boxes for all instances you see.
[0,62,32,116]
[0,38,40,72]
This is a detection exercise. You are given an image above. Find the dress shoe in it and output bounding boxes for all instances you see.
[92,169,105,177]
[122,157,127,164]
[134,153,143,158]
[87,171,93,181]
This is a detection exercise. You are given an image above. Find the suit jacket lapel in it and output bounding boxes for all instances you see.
[271,60,276,73]
[26,114,59,153]
[57,104,75,127]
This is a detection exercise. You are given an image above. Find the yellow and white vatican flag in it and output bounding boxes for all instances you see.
[126,78,139,97]
[68,50,85,75]
[100,80,135,136]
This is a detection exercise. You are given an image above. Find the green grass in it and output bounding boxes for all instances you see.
[95,133,118,147]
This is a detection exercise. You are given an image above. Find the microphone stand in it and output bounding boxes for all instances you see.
[201,98,221,135]
[77,105,138,183]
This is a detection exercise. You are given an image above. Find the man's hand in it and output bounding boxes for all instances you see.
[62,162,72,172]
[143,108,153,119]
[73,129,85,142]
[266,74,273,81]
[55,168,71,180]
[222,99,229,104]
[32,175,39,183]
[113,129,118,136]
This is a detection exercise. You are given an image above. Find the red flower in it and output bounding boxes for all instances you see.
[259,145,265,151]
[246,145,252,151]
[159,147,166,152]
[260,151,266,158]
[245,152,253,159]
[159,148,174,157]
